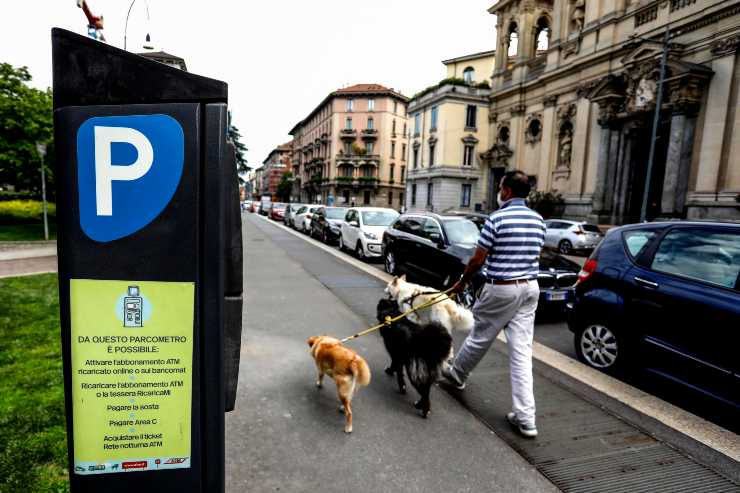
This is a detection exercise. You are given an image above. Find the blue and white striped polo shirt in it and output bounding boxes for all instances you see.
[477,198,545,281]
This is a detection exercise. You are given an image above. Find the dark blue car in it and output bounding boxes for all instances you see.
[567,221,740,408]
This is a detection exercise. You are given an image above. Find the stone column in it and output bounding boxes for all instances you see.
[661,108,697,217]
[591,124,613,213]
[695,53,736,192]
[612,126,633,224]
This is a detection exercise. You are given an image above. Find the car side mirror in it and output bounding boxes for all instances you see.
[429,232,445,248]
[349,221,359,227]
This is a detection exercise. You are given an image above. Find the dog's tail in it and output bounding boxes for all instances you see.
[351,356,371,387]
[407,322,453,386]
[449,303,475,332]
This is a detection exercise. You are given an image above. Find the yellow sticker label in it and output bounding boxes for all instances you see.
[70,279,194,475]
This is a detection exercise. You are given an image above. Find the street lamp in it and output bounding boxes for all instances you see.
[636,27,672,223]
[124,0,152,51]
[36,142,49,241]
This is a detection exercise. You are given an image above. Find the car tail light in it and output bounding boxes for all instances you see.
[574,227,585,235]
[307,213,313,219]
[577,259,597,284]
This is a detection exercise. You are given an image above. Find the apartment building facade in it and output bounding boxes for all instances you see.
[289,84,409,208]
[405,51,495,213]
[259,142,292,198]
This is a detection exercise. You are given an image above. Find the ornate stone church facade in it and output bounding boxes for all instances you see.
[484,0,740,223]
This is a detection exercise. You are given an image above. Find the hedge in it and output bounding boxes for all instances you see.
[0,200,56,224]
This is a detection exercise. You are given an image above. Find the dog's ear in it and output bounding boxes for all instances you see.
[307,336,318,347]
[399,274,406,282]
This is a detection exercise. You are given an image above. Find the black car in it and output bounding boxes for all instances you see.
[567,221,740,408]
[381,212,580,309]
[310,206,348,244]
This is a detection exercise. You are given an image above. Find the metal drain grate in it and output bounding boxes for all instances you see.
[445,344,740,493]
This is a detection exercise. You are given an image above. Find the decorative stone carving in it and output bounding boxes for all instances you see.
[488,111,498,123]
[481,143,513,168]
[570,0,586,32]
[543,95,558,107]
[557,122,574,170]
[625,63,659,114]
[510,104,526,116]
[462,134,480,144]
[668,74,708,116]
[711,35,740,56]
[556,103,577,125]
[525,113,543,144]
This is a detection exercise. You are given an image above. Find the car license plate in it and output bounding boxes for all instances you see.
[547,290,568,301]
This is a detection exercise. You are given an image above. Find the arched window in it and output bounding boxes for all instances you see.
[536,17,550,52]
[507,23,519,57]
[463,66,475,83]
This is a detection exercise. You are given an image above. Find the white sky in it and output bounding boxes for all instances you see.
[1,1,497,168]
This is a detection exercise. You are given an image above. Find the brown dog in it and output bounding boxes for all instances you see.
[307,335,371,433]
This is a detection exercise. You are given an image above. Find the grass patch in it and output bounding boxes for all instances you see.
[0,223,57,242]
[0,274,68,493]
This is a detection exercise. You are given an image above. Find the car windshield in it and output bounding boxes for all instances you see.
[362,211,399,226]
[309,207,319,213]
[326,208,347,219]
[273,203,286,210]
[443,219,480,244]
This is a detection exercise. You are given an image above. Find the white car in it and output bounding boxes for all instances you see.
[544,219,603,254]
[294,204,322,233]
[340,207,400,260]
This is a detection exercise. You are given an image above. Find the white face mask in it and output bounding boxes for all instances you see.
[497,191,504,207]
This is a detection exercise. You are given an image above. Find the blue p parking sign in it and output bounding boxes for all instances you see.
[76,114,185,242]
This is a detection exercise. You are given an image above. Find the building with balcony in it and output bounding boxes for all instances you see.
[289,84,409,208]
[259,142,292,198]
[404,51,495,213]
[484,0,740,223]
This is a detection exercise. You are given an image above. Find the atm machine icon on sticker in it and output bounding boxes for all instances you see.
[124,286,143,327]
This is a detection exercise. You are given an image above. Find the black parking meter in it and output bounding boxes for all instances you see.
[51,28,242,492]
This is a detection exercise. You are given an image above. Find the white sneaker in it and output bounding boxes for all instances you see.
[506,412,538,438]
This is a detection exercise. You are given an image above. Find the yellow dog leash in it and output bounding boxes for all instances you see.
[340,287,457,343]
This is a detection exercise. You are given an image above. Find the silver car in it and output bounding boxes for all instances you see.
[544,220,603,254]
[284,203,304,227]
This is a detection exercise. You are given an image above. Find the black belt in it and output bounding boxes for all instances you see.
[486,279,532,285]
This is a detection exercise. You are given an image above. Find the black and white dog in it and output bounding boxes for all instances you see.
[376,298,453,418]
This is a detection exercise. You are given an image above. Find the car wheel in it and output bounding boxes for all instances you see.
[559,239,573,255]
[356,242,366,261]
[574,323,624,374]
[384,249,397,274]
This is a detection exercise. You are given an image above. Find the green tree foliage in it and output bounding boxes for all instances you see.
[276,172,293,202]
[228,124,249,183]
[0,63,53,195]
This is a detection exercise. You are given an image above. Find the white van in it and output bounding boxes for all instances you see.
[340,207,400,260]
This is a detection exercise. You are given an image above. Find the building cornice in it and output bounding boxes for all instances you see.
[442,50,497,65]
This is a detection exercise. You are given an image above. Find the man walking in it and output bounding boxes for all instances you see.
[443,170,545,438]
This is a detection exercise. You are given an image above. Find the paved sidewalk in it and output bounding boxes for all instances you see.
[0,240,57,278]
[226,214,558,493]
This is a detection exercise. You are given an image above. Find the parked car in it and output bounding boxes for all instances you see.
[249,201,260,213]
[382,212,581,309]
[310,206,348,244]
[269,202,287,221]
[340,207,400,260]
[544,219,603,254]
[284,203,305,227]
[567,221,740,408]
[294,204,322,233]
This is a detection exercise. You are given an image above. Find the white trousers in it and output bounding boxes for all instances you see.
[451,281,539,427]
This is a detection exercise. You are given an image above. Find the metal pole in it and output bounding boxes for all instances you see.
[36,142,49,241]
[640,27,670,223]
[124,0,136,50]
